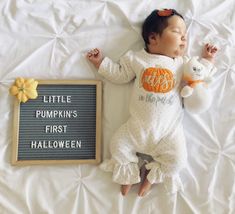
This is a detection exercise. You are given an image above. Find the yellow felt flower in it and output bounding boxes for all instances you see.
[9,78,38,103]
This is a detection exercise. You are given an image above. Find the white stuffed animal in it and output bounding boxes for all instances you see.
[181,57,213,114]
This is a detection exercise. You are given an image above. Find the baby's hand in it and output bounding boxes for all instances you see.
[202,43,218,63]
[87,48,103,69]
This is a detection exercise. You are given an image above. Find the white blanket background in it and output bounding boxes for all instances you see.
[0,0,235,213]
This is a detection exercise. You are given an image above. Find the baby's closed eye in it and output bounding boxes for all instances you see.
[172,29,181,33]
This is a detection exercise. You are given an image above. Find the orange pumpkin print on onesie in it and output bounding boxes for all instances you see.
[140,66,175,93]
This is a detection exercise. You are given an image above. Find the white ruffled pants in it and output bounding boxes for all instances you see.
[100,118,187,193]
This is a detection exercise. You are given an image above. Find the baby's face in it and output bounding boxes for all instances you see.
[152,15,187,58]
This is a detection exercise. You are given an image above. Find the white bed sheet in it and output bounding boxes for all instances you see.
[0,0,235,213]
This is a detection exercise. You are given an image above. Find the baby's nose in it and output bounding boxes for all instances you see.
[181,35,187,41]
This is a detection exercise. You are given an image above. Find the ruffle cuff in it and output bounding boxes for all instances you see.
[100,159,141,185]
[145,162,183,193]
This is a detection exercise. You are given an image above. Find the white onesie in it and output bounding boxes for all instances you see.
[99,48,212,193]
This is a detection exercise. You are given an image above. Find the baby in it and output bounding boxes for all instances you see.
[87,9,217,196]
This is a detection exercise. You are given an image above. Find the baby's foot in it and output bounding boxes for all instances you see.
[121,184,132,196]
[138,178,152,197]
[138,166,152,197]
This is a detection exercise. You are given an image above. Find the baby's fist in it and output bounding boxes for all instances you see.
[202,43,218,63]
[87,48,103,69]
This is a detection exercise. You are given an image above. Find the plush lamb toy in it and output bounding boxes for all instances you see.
[181,57,213,114]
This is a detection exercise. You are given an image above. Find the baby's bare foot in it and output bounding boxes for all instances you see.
[121,184,132,196]
[138,165,152,196]
[138,178,152,197]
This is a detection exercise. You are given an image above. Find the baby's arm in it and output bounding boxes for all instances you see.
[86,48,136,84]
[200,43,218,78]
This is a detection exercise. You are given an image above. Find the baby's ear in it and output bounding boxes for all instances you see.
[148,33,159,44]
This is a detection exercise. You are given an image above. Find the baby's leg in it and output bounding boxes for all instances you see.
[145,125,187,194]
[101,122,140,196]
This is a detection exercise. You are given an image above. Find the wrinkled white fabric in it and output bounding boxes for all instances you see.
[0,0,235,213]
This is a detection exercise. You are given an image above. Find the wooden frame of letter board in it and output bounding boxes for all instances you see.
[11,80,102,166]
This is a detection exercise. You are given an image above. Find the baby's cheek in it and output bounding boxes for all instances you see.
[165,34,177,43]
[171,38,181,49]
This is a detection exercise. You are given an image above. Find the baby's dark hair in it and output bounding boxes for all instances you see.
[142,9,184,46]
